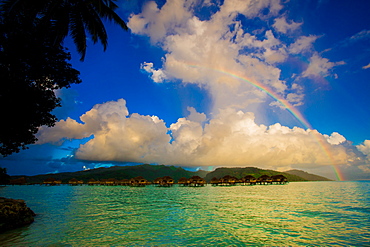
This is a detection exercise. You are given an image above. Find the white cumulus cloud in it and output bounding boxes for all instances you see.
[273,16,302,34]
[357,140,370,157]
[302,53,345,79]
[289,35,318,54]
[140,62,167,82]
[129,0,303,112]
[325,132,346,145]
[37,99,357,171]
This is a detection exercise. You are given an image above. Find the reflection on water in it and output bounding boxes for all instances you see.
[0,182,369,246]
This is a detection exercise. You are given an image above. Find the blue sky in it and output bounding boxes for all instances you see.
[2,0,370,180]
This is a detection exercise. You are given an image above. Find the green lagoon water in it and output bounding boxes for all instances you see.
[1,181,369,246]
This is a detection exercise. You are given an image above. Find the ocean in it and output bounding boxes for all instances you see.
[0,181,369,246]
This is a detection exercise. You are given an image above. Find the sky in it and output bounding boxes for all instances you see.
[2,0,370,181]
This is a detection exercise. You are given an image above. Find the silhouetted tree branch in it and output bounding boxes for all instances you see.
[0,0,128,156]
[0,13,81,156]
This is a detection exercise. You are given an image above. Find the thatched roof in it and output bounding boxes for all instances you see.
[178,177,188,184]
[153,176,174,183]
[271,174,287,182]
[130,176,148,184]
[88,178,99,184]
[189,176,206,184]
[243,175,255,179]
[44,177,56,183]
[115,179,130,185]
[131,176,145,181]
[220,175,238,183]
[257,175,272,183]
[161,176,174,183]
[162,176,173,180]
[68,178,83,184]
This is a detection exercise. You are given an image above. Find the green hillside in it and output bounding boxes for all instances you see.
[12,164,209,183]
[204,167,307,182]
[285,169,332,181]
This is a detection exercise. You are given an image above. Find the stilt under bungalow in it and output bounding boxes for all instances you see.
[257,175,272,185]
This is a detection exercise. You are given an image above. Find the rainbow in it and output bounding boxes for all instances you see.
[187,64,345,181]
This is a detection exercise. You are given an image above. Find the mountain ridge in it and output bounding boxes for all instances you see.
[10,164,331,183]
[205,167,306,182]
[285,169,332,181]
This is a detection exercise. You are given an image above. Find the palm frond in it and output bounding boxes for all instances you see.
[81,4,108,50]
[69,11,87,61]
[92,0,128,30]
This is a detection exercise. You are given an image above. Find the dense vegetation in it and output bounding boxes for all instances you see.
[0,0,127,156]
[204,167,307,182]
[0,167,10,185]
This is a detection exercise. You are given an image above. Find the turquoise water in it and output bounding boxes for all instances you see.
[0,181,369,246]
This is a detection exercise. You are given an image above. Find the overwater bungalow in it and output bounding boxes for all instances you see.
[257,175,272,185]
[87,178,100,185]
[162,176,174,186]
[130,176,149,186]
[153,177,161,186]
[178,177,189,186]
[188,176,206,186]
[219,175,238,186]
[99,179,108,185]
[153,176,174,187]
[271,174,288,184]
[116,179,130,186]
[43,177,62,186]
[242,175,257,185]
[210,177,220,186]
[106,178,117,186]
[68,178,83,185]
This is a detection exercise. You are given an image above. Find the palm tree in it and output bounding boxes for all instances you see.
[1,0,128,61]
[0,0,128,155]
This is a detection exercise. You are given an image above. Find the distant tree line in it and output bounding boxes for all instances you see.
[7,174,288,186]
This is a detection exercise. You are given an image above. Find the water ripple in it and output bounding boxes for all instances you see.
[0,182,369,246]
